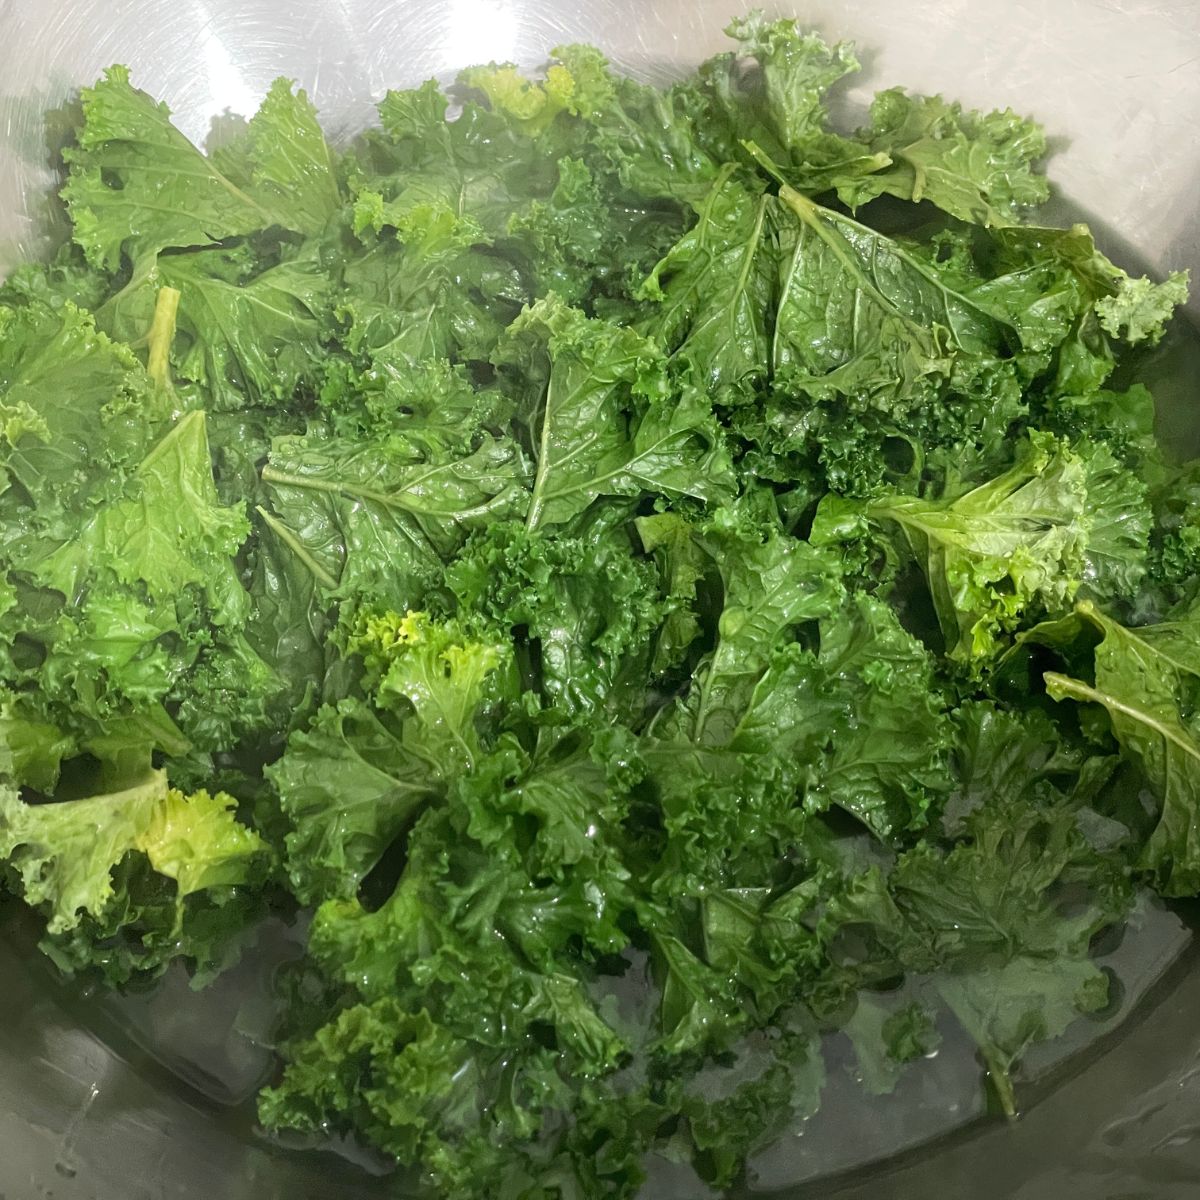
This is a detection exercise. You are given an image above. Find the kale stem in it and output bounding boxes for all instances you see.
[146,285,181,390]
[255,505,340,589]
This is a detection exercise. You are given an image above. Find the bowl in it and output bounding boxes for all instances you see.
[0,2,1197,1198]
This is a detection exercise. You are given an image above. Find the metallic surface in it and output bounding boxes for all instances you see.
[0,1,1197,1197]
[0,0,1197,296]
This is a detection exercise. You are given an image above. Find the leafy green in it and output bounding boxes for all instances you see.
[62,67,307,271]
[0,765,266,933]
[638,168,776,400]
[838,89,1049,225]
[802,593,952,839]
[0,301,155,511]
[36,410,249,620]
[100,247,331,411]
[845,997,940,1094]
[1043,600,1200,895]
[1095,269,1190,346]
[448,518,668,719]
[693,13,884,197]
[868,434,1149,663]
[636,511,710,671]
[210,77,341,237]
[770,181,1057,408]
[0,18,1192,1200]
[270,611,508,904]
[826,795,1129,1112]
[497,295,735,528]
[678,504,842,744]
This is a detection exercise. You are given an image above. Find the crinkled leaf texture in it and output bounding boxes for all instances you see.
[270,612,509,904]
[869,434,1148,663]
[0,767,265,933]
[1045,599,1200,896]
[62,67,328,270]
[0,20,1190,1200]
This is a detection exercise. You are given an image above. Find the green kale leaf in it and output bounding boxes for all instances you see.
[1045,599,1200,895]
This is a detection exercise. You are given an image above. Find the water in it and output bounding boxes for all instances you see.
[741,894,1191,1197]
[0,882,1189,1200]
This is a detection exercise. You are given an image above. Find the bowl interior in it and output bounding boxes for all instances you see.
[0,3,1197,1198]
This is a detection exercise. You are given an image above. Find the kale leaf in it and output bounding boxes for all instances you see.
[0,15,1191,1199]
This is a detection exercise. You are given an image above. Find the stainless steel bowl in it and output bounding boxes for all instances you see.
[0,2,1197,1198]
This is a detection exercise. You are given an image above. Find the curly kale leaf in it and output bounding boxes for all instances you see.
[269,612,509,904]
[0,765,266,936]
[496,295,735,528]
[869,434,1149,663]
[62,68,335,271]
[839,89,1049,226]
[1044,599,1200,895]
